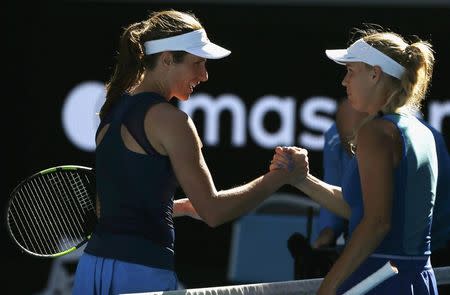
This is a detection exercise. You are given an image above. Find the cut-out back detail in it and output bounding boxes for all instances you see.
[120,125,147,155]
[97,92,167,156]
[96,124,110,146]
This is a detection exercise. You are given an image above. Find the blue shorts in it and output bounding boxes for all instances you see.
[72,253,178,295]
[337,254,438,295]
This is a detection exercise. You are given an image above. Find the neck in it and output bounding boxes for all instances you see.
[131,70,171,100]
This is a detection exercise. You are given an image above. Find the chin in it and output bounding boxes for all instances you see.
[175,94,190,101]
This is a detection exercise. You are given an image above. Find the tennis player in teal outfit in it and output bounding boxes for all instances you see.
[271,26,439,294]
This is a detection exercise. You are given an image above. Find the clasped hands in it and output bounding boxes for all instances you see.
[269,146,309,186]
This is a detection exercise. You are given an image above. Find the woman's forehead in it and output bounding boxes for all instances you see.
[346,62,367,70]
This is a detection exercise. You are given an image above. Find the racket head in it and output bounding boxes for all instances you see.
[6,165,97,258]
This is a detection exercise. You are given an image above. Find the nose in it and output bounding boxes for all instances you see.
[341,73,348,87]
[200,64,208,82]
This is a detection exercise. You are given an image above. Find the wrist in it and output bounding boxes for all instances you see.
[293,172,310,187]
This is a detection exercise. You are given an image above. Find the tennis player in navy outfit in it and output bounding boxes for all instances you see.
[72,9,308,295]
[271,26,439,294]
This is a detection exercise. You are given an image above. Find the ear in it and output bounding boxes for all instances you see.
[371,65,383,82]
[160,52,174,67]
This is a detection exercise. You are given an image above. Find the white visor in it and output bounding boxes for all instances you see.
[325,38,405,79]
[144,29,231,59]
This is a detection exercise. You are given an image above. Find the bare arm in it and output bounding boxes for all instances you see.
[318,119,396,294]
[148,104,308,227]
[296,173,349,219]
[173,198,201,220]
[271,146,350,219]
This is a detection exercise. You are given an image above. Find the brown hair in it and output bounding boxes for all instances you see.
[100,10,203,120]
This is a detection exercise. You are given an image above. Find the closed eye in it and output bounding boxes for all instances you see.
[194,58,207,65]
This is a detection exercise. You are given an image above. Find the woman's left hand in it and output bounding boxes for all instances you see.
[173,198,202,220]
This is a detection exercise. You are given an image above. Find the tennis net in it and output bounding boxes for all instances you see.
[123,265,450,295]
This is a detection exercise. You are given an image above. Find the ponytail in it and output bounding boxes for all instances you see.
[100,22,147,120]
[397,42,434,112]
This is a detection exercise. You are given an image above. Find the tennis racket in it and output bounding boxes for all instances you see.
[6,165,97,258]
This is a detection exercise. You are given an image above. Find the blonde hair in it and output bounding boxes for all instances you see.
[347,26,435,151]
[355,27,435,114]
[100,10,203,120]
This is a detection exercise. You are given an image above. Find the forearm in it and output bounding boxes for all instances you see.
[295,173,350,219]
[321,218,390,290]
[206,170,288,226]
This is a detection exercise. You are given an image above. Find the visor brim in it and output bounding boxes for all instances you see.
[187,42,231,59]
[325,49,358,65]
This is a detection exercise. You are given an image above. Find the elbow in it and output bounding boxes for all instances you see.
[196,194,228,228]
[202,214,222,228]
[198,208,224,228]
[205,219,221,228]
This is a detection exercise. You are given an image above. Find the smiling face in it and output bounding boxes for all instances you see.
[167,53,209,101]
[341,62,375,113]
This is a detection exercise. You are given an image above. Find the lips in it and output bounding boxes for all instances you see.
[189,84,195,93]
[189,81,201,93]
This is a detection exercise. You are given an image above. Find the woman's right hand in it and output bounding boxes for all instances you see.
[270,146,309,186]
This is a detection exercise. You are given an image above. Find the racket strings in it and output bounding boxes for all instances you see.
[9,189,50,255]
[7,170,96,256]
[45,172,86,250]
[68,172,95,212]
[11,179,62,256]
[9,173,76,255]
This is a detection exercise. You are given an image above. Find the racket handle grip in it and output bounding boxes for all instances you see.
[343,261,398,295]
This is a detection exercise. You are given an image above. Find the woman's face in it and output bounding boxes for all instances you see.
[167,53,208,101]
[341,62,375,113]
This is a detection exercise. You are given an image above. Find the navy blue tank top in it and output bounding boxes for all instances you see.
[84,92,178,270]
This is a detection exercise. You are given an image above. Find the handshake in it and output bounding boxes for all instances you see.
[269,146,310,186]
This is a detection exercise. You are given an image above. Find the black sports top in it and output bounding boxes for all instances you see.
[84,92,178,270]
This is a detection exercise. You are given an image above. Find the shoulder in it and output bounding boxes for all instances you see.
[356,118,399,152]
[146,103,201,145]
[146,102,193,127]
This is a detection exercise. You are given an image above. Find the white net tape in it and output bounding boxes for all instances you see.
[122,266,450,295]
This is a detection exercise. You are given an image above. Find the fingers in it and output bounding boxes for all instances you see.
[270,157,291,170]
[279,147,308,168]
[276,146,308,156]
[273,152,291,164]
[269,162,284,171]
[270,148,292,171]
[271,146,309,176]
